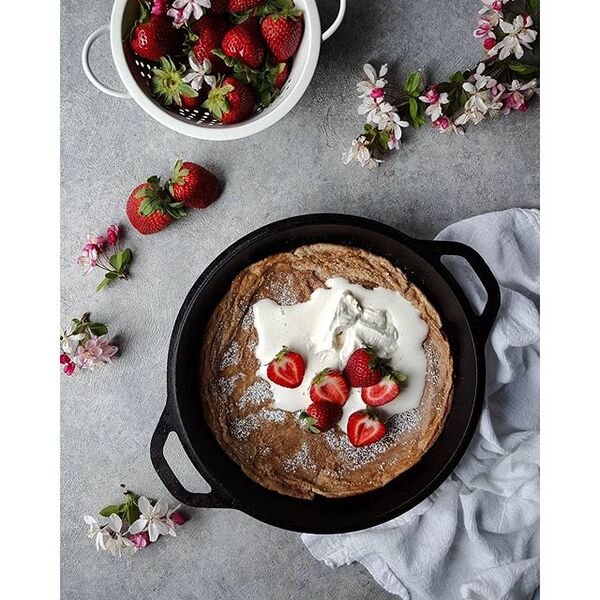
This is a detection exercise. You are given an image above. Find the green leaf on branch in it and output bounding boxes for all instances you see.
[96,277,110,292]
[508,61,539,76]
[88,322,108,336]
[99,504,125,518]
[408,97,426,128]
[526,0,539,16]
[404,72,421,95]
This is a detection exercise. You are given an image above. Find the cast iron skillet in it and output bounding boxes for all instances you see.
[150,214,500,534]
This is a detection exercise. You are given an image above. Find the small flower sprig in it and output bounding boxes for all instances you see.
[60,313,118,376]
[84,485,186,558]
[77,224,133,291]
[344,0,539,168]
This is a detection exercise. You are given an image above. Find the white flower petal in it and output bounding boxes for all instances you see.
[363,64,377,84]
[138,496,152,516]
[128,518,148,534]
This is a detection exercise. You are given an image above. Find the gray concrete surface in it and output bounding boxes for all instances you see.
[61,0,539,598]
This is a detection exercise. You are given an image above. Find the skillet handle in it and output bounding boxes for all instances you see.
[424,240,501,343]
[151,404,230,508]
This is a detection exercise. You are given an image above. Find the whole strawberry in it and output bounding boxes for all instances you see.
[191,16,231,73]
[229,0,266,13]
[168,160,220,209]
[209,0,229,14]
[260,9,303,61]
[301,401,342,433]
[130,1,181,62]
[343,347,384,388]
[202,76,255,123]
[222,18,265,69]
[273,61,289,89]
[151,57,198,106]
[126,176,186,235]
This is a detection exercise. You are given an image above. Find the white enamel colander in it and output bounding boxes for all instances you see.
[82,0,346,140]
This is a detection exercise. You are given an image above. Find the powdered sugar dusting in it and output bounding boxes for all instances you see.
[230,408,286,441]
[241,308,254,332]
[267,279,298,306]
[219,341,240,370]
[324,409,421,469]
[283,441,316,472]
[238,379,273,409]
[217,373,243,396]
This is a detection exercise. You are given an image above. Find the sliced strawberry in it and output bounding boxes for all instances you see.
[309,368,349,406]
[347,409,387,447]
[300,401,342,433]
[266,347,305,388]
[361,372,407,406]
[343,347,384,388]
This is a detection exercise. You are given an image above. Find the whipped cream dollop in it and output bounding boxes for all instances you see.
[253,278,429,433]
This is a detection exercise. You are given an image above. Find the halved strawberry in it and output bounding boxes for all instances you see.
[347,409,387,447]
[309,368,349,406]
[361,372,407,406]
[266,347,305,388]
[300,401,342,433]
[343,347,384,388]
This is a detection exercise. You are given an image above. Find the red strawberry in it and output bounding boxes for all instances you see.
[202,76,255,123]
[344,348,384,388]
[260,11,303,61]
[191,16,231,73]
[361,372,407,406]
[266,347,305,388]
[273,62,289,89]
[222,18,265,69]
[126,176,186,235]
[168,160,220,209]
[181,93,202,109]
[130,15,181,62]
[209,0,229,15]
[229,0,266,12]
[309,369,349,406]
[301,401,342,433]
[347,409,387,447]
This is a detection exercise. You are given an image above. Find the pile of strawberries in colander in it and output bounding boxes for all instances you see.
[129,0,304,123]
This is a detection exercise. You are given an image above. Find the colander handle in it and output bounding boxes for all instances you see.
[322,0,347,41]
[82,25,130,99]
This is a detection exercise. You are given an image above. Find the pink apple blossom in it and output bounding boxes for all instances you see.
[106,224,119,246]
[129,531,150,549]
[73,336,118,370]
[433,116,450,131]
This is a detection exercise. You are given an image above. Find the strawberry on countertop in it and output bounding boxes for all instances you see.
[347,409,387,447]
[202,76,255,123]
[126,176,186,235]
[301,401,342,433]
[266,347,305,388]
[309,368,350,406]
[168,160,220,209]
[343,347,384,388]
[361,372,407,406]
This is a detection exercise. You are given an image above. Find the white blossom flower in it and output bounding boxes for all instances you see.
[419,87,449,122]
[129,497,176,542]
[103,514,137,558]
[455,63,501,125]
[182,55,216,91]
[84,516,108,552]
[377,109,409,149]
[357,63,388,100]
[487,15,537,60]
[168,0,211,27]
[501,79,538,114]
[479,0,508,16]
[342,136,382,169]
[60,321,86,354]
